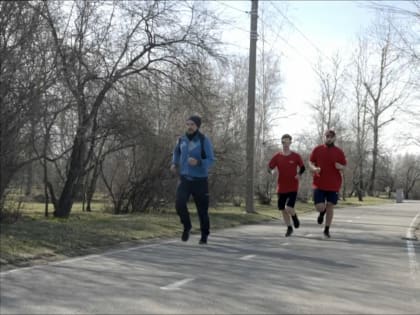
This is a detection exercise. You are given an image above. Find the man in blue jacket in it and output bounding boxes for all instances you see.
[170,115,215,244]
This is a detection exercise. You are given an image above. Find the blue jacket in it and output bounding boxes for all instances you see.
[172,132,215,179]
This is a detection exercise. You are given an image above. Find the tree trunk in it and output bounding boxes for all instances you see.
[357,189,363,201]
[25,162,33,196]
[357,157,364,201]
[341,173,346,201]
[369,112,379,195]
[43,158,49,217]
[86,161,102,212]
[54,132,86,218]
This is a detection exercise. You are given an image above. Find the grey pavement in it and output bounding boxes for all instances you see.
[1,201,419,314]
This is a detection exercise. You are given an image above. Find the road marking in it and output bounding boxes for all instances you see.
[160,278,194,290]
[406,212,419,280]
[239,254,256,260]
[0,240,177,276]
[346,220,353,223]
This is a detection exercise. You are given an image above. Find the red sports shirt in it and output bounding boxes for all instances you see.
[309,144,347,191]
[268,151,304,193]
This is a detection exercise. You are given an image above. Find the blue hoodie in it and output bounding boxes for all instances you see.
[172,132,215,179]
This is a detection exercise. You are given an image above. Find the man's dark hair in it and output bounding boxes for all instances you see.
[187,115,201,128]
[281,134,292,141]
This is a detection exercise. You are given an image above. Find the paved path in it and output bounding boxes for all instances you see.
[1,202,419,314]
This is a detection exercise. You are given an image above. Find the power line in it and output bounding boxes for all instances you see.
[268,0,362,94]
[262,24,316,68]
[260,2,363,114]
[268,1,334,65]
[217,1,249,14]
[360,0,419,18]
[218,1,322,61]
[256,12,319,73]
[216,1,276,53]
[267,0,419,138]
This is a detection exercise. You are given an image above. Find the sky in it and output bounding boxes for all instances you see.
[212,0,419,154]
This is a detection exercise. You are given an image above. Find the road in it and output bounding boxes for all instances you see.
[1,201,419,314]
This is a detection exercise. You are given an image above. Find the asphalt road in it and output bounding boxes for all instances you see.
[1,201,419,314]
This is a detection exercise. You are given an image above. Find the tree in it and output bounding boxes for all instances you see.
[375,152,395,198]
[210,56,249,206]
[362,20,409,195]
[349,37,371,201]
[310,53,345,142]
[394,154,420,199]
[38,0,221,217]
[366,0,419,68]
[364,1,420,175]
[0,1,52,212]
[254,6,283,205]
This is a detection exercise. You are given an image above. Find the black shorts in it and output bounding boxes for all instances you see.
[277,192,297,210]
[313,189,339,205]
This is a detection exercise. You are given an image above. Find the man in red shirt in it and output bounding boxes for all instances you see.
[309,129,347,238]
[268,134,305,237]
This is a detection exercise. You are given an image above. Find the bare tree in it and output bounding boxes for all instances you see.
[38,0,221,217]
[375,152,396,198]
[0,1,53,212]
[310,53,345,142]
[210,56,249,205]
[349,37,372,201]
[394,154,420,199]
[363,1,420,167]
[254,11,283,205]
[365,0,419,64]
[362,20,409,195]
[309,52,351,199]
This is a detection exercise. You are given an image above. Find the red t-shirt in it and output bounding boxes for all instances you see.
[268,151,304,193]
[309,144,347,191]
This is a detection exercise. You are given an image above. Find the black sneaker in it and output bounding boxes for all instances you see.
[323,229,331,238]
[292,215,300,228]
[181,229,190,242]
[317,210,326,225]
[285,226,293,237]
[199,238,207,245]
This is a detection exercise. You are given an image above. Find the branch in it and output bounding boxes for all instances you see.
[378,117,395,128]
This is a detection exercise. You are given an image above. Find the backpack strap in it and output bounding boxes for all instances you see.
[198,132,207,159]
[177,137,182,155]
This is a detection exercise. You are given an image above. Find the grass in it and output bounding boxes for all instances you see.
[0,196,392,270]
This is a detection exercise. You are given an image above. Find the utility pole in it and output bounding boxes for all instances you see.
[245,0,258,213]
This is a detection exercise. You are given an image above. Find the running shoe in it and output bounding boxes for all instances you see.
[292,215,300,228]
[317,210,326,224]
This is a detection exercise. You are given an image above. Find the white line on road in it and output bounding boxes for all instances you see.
[0,240,177,276]
[406,212,419,280]
[239,254,256,260]
[160,278,194,290]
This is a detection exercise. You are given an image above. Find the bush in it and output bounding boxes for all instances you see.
[33,194,46,203]
[256,190,271,205]
[0,208,22,224]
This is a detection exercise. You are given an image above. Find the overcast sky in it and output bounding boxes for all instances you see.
[211,1,419,154]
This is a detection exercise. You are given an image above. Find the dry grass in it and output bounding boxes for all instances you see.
[0,196,391,270]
